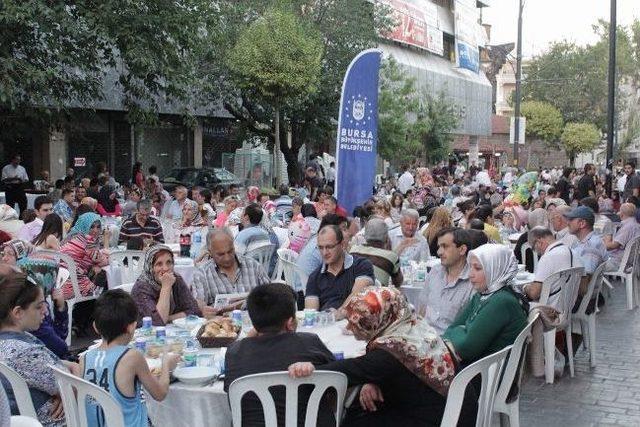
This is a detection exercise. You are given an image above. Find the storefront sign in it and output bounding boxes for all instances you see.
[379,0,443,55]
[74,157,86,167]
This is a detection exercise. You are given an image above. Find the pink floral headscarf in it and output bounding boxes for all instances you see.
[287,218,311,253]
[345,287,455,396]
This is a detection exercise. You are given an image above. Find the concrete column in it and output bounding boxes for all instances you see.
[194,120,203,168]
[48,128,68,180]
[468,135,480,167]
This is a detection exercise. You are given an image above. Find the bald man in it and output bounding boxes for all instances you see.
[603,203,640,270]
[191,228,270,317]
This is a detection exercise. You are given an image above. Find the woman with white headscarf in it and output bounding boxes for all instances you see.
[442,244,528,364]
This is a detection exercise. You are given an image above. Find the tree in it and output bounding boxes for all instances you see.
[226,7,323,185]
[377,59,423,165]
[218,0,394,183]
[520,101,563,143]
[560,122,601,166]
[0,0,221,123]
[422,92,459,165]
[523,20,637,133]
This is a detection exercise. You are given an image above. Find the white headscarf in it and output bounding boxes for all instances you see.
[528,208,548,229]
[468,244,518,296]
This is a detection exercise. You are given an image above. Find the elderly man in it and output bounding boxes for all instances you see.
[350,218,403,287]
[164,185,190,220]
[118,199,164,243]
[192,228,270,316]
[603,203,640,270]
[565,206,608,294]
[524,227,580,306]
[17,196,53,242]
[305,225,375,315]
[416,228,473,334]
[389,209,430,262]
[549,205,579,247]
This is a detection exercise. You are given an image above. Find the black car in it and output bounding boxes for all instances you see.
[160,167,242,193]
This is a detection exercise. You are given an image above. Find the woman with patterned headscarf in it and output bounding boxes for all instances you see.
[289,286,463,426]
[1,239,33,264]
[131,245,201,326]
[442,244,528,364]
[60,212,109,299]
[173,199,207,237]
[0,204,24,238]
[17,257,70,359]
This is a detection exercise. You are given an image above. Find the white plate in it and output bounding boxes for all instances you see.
[516,272,531,280]
[172,316,205,330]
[173,366,218,385]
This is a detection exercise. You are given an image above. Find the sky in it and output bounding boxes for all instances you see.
[483,0,640,58]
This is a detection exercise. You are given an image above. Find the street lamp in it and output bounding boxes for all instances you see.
[605,0,617,196]
[513,0,524,169]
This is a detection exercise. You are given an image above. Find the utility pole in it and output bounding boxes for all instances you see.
[605,0,617,196]
[513,0,524,169]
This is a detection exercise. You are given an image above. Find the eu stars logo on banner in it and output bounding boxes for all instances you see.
[335,49,382,215]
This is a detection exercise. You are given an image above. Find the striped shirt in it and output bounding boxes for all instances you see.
[118,216,164,243]
[191,256,270,305]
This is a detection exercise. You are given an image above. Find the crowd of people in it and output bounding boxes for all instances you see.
[1,156,640,426]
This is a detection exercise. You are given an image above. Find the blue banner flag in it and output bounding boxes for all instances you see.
[335,49,382,215]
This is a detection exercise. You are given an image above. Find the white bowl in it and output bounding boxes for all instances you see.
[173,366,218,385]
[516,272,531,280]
[173,316,205,330]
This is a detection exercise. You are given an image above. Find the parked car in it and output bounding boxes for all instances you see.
[160,167,242,193]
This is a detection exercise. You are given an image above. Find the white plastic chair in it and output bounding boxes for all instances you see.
[277,248,308,293]
[493,314,538,427]
[519,242,538,272]
[572,262,607,368]
[55,267,70,290]
[602,235,640,310]
[228,371,347,427]
[10,416,43,427]
[37,249,98,346]
[539,266,584,384]
[108,250,145,285]
[0,362,38,418]
[50,365,125,427]
[245,242,275,273]
[441,346,512,427]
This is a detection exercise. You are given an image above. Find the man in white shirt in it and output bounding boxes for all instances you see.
[549,205,579,247]
[1,154,29,214]
[17,196,53,242]
[164,185,190,220]
[524,227,580,309]
[389,209,430,262]
[397,165,414,195]
[325,161,336,189]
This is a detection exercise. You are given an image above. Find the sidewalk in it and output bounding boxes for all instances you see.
[519,284,640,426]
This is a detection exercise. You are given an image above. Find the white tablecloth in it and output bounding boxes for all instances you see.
[105,259,196,289]
[145,321,363,427]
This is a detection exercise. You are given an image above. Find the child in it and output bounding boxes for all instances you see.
[80,290,179,427]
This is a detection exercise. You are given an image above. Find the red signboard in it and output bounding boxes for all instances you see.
[380,0,443,55]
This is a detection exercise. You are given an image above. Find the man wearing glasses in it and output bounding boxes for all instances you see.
[118,199,165,244]
[304,225,375,318]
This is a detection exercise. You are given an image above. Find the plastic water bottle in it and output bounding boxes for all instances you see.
[190,230,202,259]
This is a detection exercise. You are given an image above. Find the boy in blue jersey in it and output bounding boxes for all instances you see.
[79,290,180,427]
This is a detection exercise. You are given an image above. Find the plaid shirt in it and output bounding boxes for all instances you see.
[191,255,270,305]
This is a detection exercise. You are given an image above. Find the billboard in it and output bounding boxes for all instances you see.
[379,0,443,56]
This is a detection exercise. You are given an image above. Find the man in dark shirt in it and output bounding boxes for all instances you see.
[305,225,375,315]
[556,167,574,205]
[622,161,640,202]
[224,283,335,426]
[575,163,596,201]
[118,199,164,243]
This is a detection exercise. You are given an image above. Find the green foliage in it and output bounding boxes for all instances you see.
[0,0,220,123]
[520,101,563,143]
[218,0,393,182]
[523,20,638,132]
[378,59,458,166]
[378,59,423,164]
[560,122,601,164]
[226,7,323,104]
